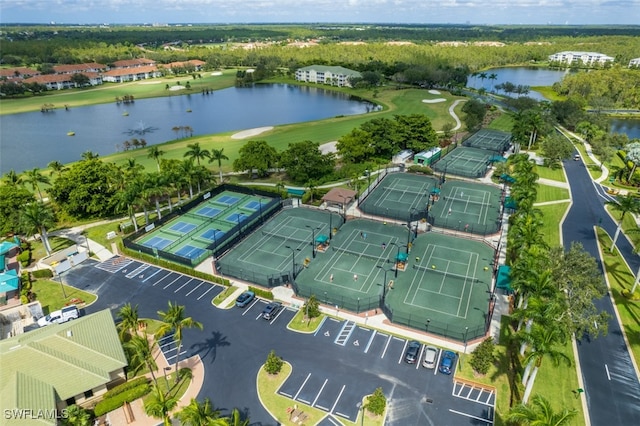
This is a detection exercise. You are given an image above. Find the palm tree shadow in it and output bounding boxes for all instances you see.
[189,330,230,364]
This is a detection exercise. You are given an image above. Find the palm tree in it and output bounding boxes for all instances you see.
[605,194,640,252]
[478,72,488,88]
[2,169,23,187]
[80,151,99,161]
[488,73,498,91]
[519,324,571,403]
[21,202,55,256]
[506,394,577,425]
[156,302,203,382]
[184,142,210,166]
[175,398,224,426]
[144,384,178,426]
[117,303,142,339]
[148,146,166,172]
[47,160,67,178]
[60,404,92,426]
[124,334,160,386]
[209,148,229,183]
[224,408,250,426]
[22,167,50,202]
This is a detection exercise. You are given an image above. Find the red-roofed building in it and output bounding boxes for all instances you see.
[112,58,156,69]
[163,59,206,72]
[0,67,40,81]
[52,63,106,74]
[101,65,161,83]
[23,72,103,90]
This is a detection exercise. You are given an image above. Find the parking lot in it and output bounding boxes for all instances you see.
[64,257,494,425]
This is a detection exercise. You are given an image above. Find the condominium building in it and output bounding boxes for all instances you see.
[629,58,640,67]
[295,65,361,87]
[548,51,614,66]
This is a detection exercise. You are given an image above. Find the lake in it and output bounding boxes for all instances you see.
[467,67,574,100]
[0,84,379,174]
[611,118,640,140]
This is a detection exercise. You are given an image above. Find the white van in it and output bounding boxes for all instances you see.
[37,305,79,327]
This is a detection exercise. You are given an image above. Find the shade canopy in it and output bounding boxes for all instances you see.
[396,253,409,262]
[316,235,329,244]
[496,265,513,292]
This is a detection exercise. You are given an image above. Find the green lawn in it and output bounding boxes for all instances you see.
[287,309,324,333]
[535,165,566,182]
[32,279,97,314]
[213,285,238,307]
[573,142,603,181]
[605,204,640,248]
[536,202,571,247]
[535,184,570,203]
[596,228,640,367]
[30,236,76,263]
[487,113,514,132]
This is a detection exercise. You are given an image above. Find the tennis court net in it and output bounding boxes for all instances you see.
[331,246,391,263]
[413,264,479,282]
[162,228,187,238]
[262,231,310,246]
[384,186,430,197]
[443,195,492,208]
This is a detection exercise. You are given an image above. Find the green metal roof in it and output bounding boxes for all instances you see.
[297,65,361,77]
[0,309,127,418]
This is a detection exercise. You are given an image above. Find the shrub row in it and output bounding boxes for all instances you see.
[31,269,53,279]
[93,383,151,417]
[120,245,230,286]
[249,286,274,301]
[17,251,31,267]
[103,377,149,400]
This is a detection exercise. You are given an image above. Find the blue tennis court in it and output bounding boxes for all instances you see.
[244,200,262,210]
[143,236,173,250]
[200,229,226,241]
[226,213,247,223]
[217,195,240,205]
[196,206,222,218]
[175,245,207,260]
[169,221,197,233]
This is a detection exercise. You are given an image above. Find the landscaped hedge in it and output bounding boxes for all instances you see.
[120,244,230,286]
[407,165,435,174]
[249,286,274,300]
[31,269,53,279]
[103,377,149,399]
[93,383,151,417]
[17,251,31,267]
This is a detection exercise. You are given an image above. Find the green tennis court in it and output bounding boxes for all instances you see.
[432,146,492,178]
[428,180,503,235]
[216,208,343,286]
[462,129,511,153]
[359,173,438,221]
[136,190,276,265]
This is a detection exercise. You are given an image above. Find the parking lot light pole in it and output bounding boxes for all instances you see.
[56,272,67,299]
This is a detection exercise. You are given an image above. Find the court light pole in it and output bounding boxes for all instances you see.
[258,197,264,223]
[328,211,333,240]
[464,326,469,353]
[377,264,392,303]
[426,318,431,333]
[285,245,300,279]
[305,225,321,259]
[338,195,348,222]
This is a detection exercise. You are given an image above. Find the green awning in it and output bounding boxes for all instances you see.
[504,196,517,210]
[496,265,513,291]
[396,253,408,262]
[316,235,329,244]
[0,255,5,271]
[430,188,441,194]
[500,173,515,183]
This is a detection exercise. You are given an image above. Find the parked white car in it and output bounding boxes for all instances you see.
[37,305,79,327]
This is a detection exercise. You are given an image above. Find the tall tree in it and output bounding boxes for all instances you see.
[233,140,278,178]
[156,302,203,382]
[175,398,224,426]
[605,194,640,252]
[20,202,55,256]
[22,167,50,202]
[280,141,334,184]
[144,385,178,426]
[117,303,142,339]
[225,408,250,426]
[47,160,67,178]
[2,169,23,187]
[60,404,92,426]
[123,334,159,387]
[209,148,229,184]
[506,394,577,426]
[184,142,210,166]
[147,146,166,172]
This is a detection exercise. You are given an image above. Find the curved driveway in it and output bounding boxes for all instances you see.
[562,156,640,425]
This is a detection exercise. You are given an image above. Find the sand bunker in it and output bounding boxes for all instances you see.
[422,98,446,104]
[169,85,186,91]
[211,71,223,76]
[138,80,164,85]
[319,141,338,155]
[231,126,274,139]
[428,89,441,95]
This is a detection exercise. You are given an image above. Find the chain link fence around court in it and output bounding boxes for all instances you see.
[461,129,511,153]
[291,281,381,314]
[432,147,493,179]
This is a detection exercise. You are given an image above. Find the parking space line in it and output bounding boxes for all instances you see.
[313,317,328,336]
[326,416,341,425]
[163,276,182,289]
[316,404,329,411]
[298,398,311,404]
[142,269,162,282]
[293,373,311,400]
[270,307,288,324]
[197,285,216,300]
[381,334,392,359]
[364,330,377,353]
[242,299,260,315]
[174,278,194,293]
[185,282,203,297]
[485,390,494,404]
[312,379,328,407]
[398,340,409,364]
[279,391,293,397]
[329,385,345,414]
[466,386,473,398]
[416,344,425,369]
[449,409,492,424]
[152,272,173,286]
[126,264,150,279]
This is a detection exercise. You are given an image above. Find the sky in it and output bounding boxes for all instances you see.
[1,0,639,25]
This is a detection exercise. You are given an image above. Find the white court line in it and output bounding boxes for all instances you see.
[449,409,492,424]
[142,269,162,282]
[174,278,193,293]
[185,282,203,297]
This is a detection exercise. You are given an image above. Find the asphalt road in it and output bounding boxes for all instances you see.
[562,156,640,425]
[65,259,496,426]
